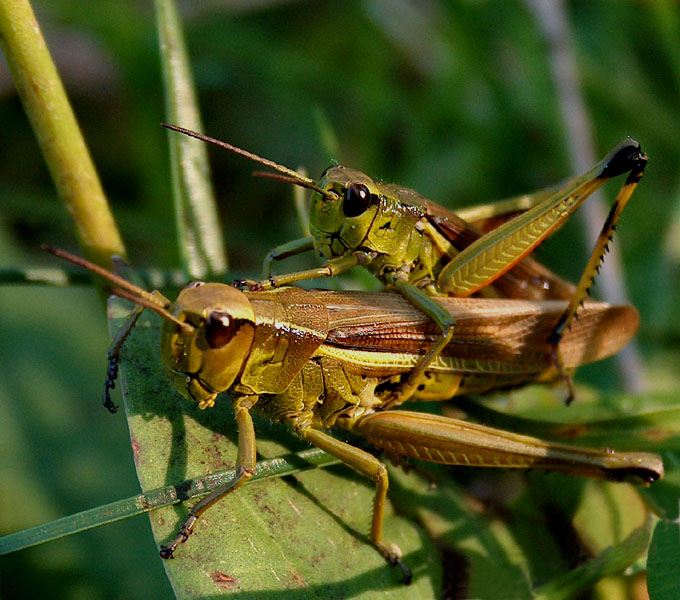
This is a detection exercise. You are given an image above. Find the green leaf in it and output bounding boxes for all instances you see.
[0,446,341,556]
[533,515,654,600]
[389,465,545,598]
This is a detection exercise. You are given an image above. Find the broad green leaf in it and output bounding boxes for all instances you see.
[389,465,547,598]
[572,481,648,558]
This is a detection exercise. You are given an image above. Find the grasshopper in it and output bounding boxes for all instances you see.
[44,246,662,584]
[162,124,647,404]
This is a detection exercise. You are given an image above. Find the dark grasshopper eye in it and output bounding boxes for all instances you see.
[205,310,237,349]
[343,183,372,217]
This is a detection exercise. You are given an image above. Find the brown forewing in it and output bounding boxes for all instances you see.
[318,291,638,373]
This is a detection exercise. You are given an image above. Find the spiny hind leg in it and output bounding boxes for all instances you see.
[547,160,646,403]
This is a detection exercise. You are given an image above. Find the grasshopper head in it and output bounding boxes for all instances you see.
[161,282,256,409]
[310,166,385,258]
[310,166,427,261]
[41,246,256,412]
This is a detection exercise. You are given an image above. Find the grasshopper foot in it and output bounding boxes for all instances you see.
[391,555,412,585]
[378,541,412,584]
[103,352,119,413]
[102,386,118,414]
[232,278,274,292]
[159,514,199,559]
[232,278,257,290]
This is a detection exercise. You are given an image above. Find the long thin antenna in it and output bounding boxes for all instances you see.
[161,123,312,182]
[41,245,192,332]
[161,123,338,202]
[252,170,337,199]
[109,287,190,332]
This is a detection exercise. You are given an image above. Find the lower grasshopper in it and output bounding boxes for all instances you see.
[44,246,662,583]
[161,124,647,405]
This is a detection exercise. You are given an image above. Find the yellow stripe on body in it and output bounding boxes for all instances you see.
[316,344,534,375]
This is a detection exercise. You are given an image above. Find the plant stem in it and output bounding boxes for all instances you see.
[0,0,125,267]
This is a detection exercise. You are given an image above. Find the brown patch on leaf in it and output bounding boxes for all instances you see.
[289,569,307,587]
[643,427,673,442]
[130,437,141,459]
[551,424,588,438]
[211,571,239,590]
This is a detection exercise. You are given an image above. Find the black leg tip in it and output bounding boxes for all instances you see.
[159,546,175,560]
[599,139,647,179]
[390,556,412,585]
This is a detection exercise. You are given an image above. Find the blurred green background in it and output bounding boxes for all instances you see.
[1,1,679,598]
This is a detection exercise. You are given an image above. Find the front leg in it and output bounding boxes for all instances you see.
[159,395,258,559]
[262,236,315,278]
[235,251,375,291]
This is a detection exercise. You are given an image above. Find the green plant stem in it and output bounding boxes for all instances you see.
[0,0,125,267]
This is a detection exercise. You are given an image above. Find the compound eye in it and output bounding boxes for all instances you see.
[343,183,371,217]
[205,310,236,349]
[183,280,205,290]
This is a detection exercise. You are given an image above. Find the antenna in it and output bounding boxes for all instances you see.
[161,123,338,202]
[251,170,338,199]
[41,245,192,332]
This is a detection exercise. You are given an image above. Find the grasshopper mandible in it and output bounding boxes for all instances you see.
[44,246,662,584]
[162,124,646,405]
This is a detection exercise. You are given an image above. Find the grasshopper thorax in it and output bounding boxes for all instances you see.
[161,282,256,409]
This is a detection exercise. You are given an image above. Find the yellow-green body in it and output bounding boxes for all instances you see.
[305,141,644,299]
[156,281,660,577]
[161,284,639,414]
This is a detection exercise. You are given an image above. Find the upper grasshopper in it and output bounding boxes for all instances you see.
[44,246,662,584]
[161,124,647,404]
